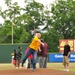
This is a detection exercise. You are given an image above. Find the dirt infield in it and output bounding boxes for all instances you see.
[0,63,75,75]
[0,68,75,75]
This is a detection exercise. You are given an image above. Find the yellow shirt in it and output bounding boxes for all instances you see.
[29,36,40,51]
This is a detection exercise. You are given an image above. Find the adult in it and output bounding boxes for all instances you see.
[21,33,44,71]
[63,41,70,71]
[37,39,49,68]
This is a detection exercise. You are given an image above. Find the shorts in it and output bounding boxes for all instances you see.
[63,56,69,66]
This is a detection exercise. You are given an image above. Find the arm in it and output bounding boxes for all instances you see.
[38,40,44,46]
[67,45,70,57]
[38,47,41,52]
[67,52,70,57]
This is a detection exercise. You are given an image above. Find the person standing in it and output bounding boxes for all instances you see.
[25,47,33,69]
[37,39,49,68]
[18,46,23,68]
[21,33,44,71]
[63,41,71,71]
[14,49,19,69]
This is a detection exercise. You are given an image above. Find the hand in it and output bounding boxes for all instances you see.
[39,49,41,52]
[41,43,44,46]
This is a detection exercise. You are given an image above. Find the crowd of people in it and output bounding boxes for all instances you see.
[12,32,71,72]
[21,33,49,71]
[12,32,49,70]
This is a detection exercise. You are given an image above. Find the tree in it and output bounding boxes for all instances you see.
[0,0,30,43]
[23,0,45,32]
[51,0,75,39]
[0,0,46,43]
[41,0,75,52]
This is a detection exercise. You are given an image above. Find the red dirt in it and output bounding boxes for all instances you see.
[0,68,75,75]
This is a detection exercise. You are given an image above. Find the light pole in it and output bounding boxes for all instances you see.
[12,22,15,44]
[12,23,13,44]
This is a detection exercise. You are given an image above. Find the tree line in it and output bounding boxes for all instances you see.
[0,0,75,52]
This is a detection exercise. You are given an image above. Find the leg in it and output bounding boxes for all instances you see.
[66,57,69,71]
[43,57,48,68]
[18,59,20,68]
[15,59,18,68]
[63,56,67,71]
[22,49,32,67]
[25,59,28,69]
[32,50,37,70]
[38,56,43,68]
[27,58,31,68]
[31,59,33,68]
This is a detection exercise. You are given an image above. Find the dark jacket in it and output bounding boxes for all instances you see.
[37,42,49,57]
[14,50,19,60]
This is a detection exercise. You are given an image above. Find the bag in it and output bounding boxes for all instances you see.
[12,58,16,64]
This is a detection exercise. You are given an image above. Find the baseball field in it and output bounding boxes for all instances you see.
[0,63,75,75]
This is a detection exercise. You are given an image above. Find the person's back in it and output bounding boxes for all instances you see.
[38,40,49,57]
[41,42,48,57]
[37,39,49,68]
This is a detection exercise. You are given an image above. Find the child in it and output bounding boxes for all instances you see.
[14,50,19,69]
[18,46,22,68]
[25,47,33,69]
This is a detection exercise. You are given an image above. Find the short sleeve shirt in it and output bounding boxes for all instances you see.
[29,36,40,51]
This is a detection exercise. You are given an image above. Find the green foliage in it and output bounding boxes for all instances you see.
[42,28,59,52]
[25,0,44,28]
[0,0,75,53]
[51,0,75,39]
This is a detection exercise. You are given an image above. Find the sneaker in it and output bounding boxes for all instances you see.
[33,68,36,72]
[16,67,18,69]
[66,69,69,71]
[21,64,23,67]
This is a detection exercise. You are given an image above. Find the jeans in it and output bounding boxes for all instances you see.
[22,48,37,70]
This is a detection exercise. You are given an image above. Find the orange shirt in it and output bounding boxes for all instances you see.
[29,36,40,51]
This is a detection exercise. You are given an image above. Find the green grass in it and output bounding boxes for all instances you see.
[47,63,75,72]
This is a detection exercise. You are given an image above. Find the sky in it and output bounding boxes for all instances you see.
[0,0,55,23]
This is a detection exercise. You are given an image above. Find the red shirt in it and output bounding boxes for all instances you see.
[25,47,33,59]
